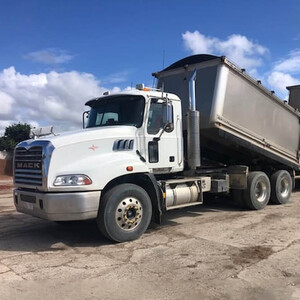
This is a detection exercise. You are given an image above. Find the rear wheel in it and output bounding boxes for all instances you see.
[243,171,270,210]
[270,170,292,204]
[97,183,152,242]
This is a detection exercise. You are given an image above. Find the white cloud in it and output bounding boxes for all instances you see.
[24,48,74,64]
[273,50,300,74]
[110,86,122,93]
[267,50,300,98]
[0,120,13,135]
[182,31,268,70]
[0,90,14,115]
[267,72,299,95]
[0,67,108,134]
[182,31,217,54]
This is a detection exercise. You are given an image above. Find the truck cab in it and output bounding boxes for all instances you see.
[13,87,187,242]
[85,88,184,174]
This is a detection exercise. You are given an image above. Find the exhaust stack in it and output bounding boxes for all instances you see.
[187,69,201,170]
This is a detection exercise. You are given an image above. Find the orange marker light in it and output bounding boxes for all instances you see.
[84,177,92,185]
[126,166,133,172]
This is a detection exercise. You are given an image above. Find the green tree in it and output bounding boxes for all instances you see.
[0,123,31,152]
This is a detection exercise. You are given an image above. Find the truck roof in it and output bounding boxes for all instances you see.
[85,88,181,106]
[161,54,220,72]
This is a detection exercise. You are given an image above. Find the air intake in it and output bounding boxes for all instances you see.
[113,139,134,151]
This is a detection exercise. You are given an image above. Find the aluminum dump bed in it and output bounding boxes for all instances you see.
[155,55,300,170]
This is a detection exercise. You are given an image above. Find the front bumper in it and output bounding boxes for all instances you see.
[13,188,101,221]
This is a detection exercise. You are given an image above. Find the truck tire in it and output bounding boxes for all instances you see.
[97,183,152,242]
[270,170,292,204]
[243,171,270,210]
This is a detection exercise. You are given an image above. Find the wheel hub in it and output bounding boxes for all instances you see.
[115,197,142,231]
[255,181,267,202]
[280,178,289,198]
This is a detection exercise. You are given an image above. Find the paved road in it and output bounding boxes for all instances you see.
[0,182,300,300]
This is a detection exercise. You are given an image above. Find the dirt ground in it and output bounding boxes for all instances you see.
[0,178,299,300]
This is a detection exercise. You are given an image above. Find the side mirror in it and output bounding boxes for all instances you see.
[162,102,174,133]
[82,111,89,128]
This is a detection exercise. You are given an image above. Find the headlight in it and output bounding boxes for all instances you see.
[54,175,92,186]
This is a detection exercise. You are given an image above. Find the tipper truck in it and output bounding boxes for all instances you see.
[13,54,300,242]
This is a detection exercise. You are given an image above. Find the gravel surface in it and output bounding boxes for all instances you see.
[0,179,299,299]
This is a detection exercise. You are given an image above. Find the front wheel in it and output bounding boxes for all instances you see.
[243,171,270,210]
[97,183,152,242]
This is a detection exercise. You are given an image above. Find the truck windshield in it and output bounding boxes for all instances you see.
[86,95,145,128]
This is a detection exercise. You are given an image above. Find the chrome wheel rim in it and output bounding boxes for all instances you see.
[280,177,289,198]
[255,181,268,202]
[115,197,143,231]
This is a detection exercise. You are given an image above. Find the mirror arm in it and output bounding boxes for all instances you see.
[153,123,168,142]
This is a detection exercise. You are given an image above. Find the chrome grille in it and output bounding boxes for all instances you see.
[14,146,43,186]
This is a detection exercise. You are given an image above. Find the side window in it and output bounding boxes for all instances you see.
[95,113,103,126]
[147,99,174,135]
[94,112,118,126]
[102,112,118,125]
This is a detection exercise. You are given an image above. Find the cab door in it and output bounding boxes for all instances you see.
[145,98,183,173]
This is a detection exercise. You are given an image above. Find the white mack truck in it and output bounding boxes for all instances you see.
[13,55,300,242]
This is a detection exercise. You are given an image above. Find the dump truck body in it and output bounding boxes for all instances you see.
[155,55,300,170]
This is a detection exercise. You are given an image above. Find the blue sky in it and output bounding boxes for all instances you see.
[0,0,300,132]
